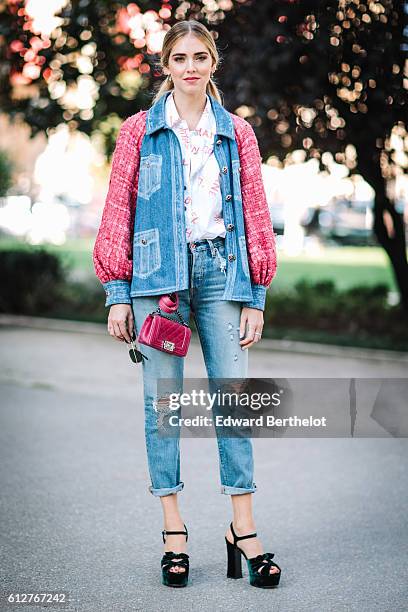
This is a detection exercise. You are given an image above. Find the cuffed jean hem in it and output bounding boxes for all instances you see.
[220,483,257,495]
[148,482,185,497]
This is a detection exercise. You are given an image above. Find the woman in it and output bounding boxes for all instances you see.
[93,20,281,589]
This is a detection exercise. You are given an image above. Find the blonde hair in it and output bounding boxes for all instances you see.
[150,20,223,106]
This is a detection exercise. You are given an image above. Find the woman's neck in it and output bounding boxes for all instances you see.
[171,89,207,130]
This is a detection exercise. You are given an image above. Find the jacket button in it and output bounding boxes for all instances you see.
[238,166,242,172]
[216,139,222,145]
[222,166,228,173]
[225,194,232,201]
[227,223,235,231]
[228,254,236,261]
[141,238,147,245]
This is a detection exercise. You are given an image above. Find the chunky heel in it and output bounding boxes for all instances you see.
[225,522,282,588]
[225,537,243,578]
[161,524,189,588]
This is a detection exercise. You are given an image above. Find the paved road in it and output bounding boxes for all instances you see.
[0,324,407,612]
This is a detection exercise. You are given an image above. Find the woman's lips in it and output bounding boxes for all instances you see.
[184,77,199,81]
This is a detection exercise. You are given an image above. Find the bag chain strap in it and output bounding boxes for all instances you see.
[154,307,189,328]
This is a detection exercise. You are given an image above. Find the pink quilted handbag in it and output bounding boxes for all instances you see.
[138,293,191,357]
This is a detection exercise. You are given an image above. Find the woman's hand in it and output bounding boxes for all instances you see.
[107,304,134,343]
[239,307,264,350]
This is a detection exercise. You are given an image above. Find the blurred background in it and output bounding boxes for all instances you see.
[0,0,407,350]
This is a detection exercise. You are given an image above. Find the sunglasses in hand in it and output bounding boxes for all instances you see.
[126,331,148,364]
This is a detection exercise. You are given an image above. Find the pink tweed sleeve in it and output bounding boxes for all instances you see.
[93,111,147,284]
[231,114,277,286]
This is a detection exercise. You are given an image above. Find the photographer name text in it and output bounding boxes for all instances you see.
[167,415,327,428]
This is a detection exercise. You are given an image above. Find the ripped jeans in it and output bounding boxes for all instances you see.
[131,237,257,496]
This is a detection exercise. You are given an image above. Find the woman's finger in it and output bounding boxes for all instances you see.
[118,318,132,343]
[239,312,248,340]
[253,327,263,343]
[126,311,135,340]
[112,320,125,341]
[240,324,256,348]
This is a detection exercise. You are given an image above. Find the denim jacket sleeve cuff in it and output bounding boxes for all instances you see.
[103,280,132,307]
[242,284,267,311]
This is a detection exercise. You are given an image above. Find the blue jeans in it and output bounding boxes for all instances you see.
[131,237,257,497]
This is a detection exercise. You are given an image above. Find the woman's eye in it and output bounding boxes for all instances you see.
[173,56,207,62]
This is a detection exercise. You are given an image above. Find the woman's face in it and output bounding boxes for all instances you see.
[164,34,215,95]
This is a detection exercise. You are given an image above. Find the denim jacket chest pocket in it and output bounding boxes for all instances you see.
[133,228,161,278]
[138,153,163,200]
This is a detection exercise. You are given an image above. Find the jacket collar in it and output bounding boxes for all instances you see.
[146,90,235,140]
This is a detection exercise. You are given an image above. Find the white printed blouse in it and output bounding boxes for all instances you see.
[165,91,226,243]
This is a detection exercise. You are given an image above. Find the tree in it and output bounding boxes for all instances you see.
[1,1,230,153]
[215,0,408,310]
[0,0,169,155]
[0,0,231,156]
[0,0,407,308]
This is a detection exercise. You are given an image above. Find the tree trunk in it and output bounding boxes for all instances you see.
[355,143,408,313]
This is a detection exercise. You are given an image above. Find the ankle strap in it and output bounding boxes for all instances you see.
[230,521,257,544]
[162,523,188,544]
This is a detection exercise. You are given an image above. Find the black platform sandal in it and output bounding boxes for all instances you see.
[161,524,189,588]
[225,521,281,588]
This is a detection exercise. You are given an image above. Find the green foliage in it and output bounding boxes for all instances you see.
[0,0,159,137]
[0,150,13,196]
[0,248,67,314]
[264,279,408,349]
[216,1,406,164]
[53,279,106,323]
[0,246,106,321]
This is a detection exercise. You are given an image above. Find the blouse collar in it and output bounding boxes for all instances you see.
[165,90,213,134]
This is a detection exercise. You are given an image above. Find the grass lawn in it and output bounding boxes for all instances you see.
[0,237,398,291]
[274,247,397,292]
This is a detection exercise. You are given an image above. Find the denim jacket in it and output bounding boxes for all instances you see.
[95,91,277,310]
